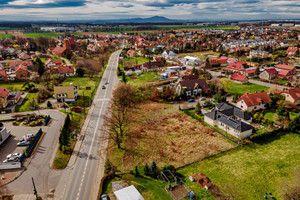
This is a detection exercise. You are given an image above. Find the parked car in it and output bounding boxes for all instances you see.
[20,134,34,142]
[6,153,22,160]
[199,97,206,101]
[187,98,195,102]
[100,194,108,200]
[17,141,30,146]
[102,85,106,89]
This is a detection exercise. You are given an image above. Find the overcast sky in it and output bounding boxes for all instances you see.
[0,0,300,21]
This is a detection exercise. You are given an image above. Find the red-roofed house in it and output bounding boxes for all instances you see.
[63,38,76,49]
[237,91,272,111]
[286,47,299,56]
[278,69,293,77]
[15,65,29,79]
[141,61,164,72]
[9,61,33,71]
[277,64,296,74]
[277,88,300,104]
[45,59,63,68]
[227,61,247,72]
[259,68,278,80]
[242,69,256,77]
[127,50,136,57]
[230,73,248,83]
[50,65,75,77]
[0,70,7,81]
[176,79,210,96]
[52,47,72,58]
[0,87,10,109]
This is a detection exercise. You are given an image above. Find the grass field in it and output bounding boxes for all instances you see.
[178,133,300,200]
[264,111,279,122]
[0,82,27,91]
[15,93,38,112]
[24,32,62,38]
[122,56,150,67]
[0,34,12,39]
[225,81,270,96]
[126,72,162,87]
[108,102,234,170]
[0,27,21,30]
[177,51,220,60]
[61,76,99,97]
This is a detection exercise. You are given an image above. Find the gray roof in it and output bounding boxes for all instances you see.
[215,103,252,121]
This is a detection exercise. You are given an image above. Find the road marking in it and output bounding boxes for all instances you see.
[75,52,118,200]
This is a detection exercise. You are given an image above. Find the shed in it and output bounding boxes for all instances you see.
[114,185,145,200]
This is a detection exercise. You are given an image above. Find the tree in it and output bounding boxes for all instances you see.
[195,102,202,115]
[34,57,45,76]
[47,101,52,108]
[276,105,287,117]
[164,87,173,100]
[122,72,127,83]
[255,67,260,77]
[76,68,85,77]
[192,67,198,75]
[113,83,137,108]
[144,164,150,175]
[135,166,140,177]
[29,98,37,108]
[37,86,51,103]
[210,84,216,94]
[213,92,226,103]
[151,88,161,101]
[288,116,300,133]
[150,161,157,177]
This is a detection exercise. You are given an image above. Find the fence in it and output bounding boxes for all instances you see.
[24,128,42,157]
[44,115,51,126]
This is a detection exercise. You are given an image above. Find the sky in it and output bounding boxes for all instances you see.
[0,0,300,21]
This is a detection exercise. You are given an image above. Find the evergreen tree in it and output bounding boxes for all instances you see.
[255,67,260,77]
[150,161,157,177]
[122,72,127,83]
[144,164,150,175]
[76,68,85,77]
[47,101,52,108]
[195,102,202,115]
[135,166,140,177]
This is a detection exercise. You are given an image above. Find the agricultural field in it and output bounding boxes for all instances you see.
[125,72,162,87]
[178,133,300,200]
[0,34,12,39]
[108,102,235,170]
[24,32,62,38]
[225,81,270,96]
[177,51,220,60]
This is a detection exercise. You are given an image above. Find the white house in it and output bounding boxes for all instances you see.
[0,125,11,145]
[236,91,272,111]
[114,185,144,200]
[204,103,254,139]
[182,56,201,66]
[162,50,177,59]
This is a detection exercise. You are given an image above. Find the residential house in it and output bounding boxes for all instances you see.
[209,58,228,67]
[87,44,99,52]
[15,65,30,79]
[176,78,210,96]
[230,73,248,83]
[52,47,72,58]
[162,50,177,60]
[126,50,136,57]
[182,56,201,66]
[18,52,30,60]
[114,185,144,200]
[259,68,278,80]
[50,65,75,77]
[0,87,10,109]
[277,88,300,105]
[290,74,300,87]
[9,61,33,71]
[249,50,270,58]
[54,85,78,102]
[242,69,256,77]
[141,61,164,72]
[7,91,21,105]
[226,57,238,63]
[236,91,272,111]
[45,59,62,68]
[286,47,299,57]
[204,103,254,139]
[0,70,7,81]
[227,61,248,72]
[277,64,296,75]
[63,38,77,49]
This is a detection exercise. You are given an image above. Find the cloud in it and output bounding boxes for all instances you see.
[2,0,88,8]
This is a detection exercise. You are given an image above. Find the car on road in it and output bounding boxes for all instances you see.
[187,98,195,102]
[102,85,106,89]
[105,80,109,85]
[17,141,30,146]
[100,194,108,200]
[6,153,22,160]
[199,97,206,101]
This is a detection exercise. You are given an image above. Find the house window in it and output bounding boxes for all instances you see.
[254,106,257,109]
[241,105,243,108]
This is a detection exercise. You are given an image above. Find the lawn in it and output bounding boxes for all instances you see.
[121,56,150,67]
[126,72,162,87]
[0,34,12,39]
[15,92,39,112]
[177,51,220,60]
[24,32,61,38]
[264,111,279,122]
[225,81,270,96]
[108,102,234,170]
[178,133,300,200]
[0,82,27,91]
[61,76,99,98]
[103,174,173,200]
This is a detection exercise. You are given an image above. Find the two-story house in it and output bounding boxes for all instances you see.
[0,87,10,109]
[236,91,272,111]
[176,78,210,96]
[54,86,78,102]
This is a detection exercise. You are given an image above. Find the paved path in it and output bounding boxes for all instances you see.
[55,50,122,200]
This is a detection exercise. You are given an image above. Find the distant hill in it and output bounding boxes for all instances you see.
[69,16,181,23]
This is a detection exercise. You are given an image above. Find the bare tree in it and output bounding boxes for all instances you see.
[113,83,137,108]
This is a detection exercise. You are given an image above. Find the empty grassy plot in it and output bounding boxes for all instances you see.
[0,34,12,39]
[24,32,61,38]
[126,72,162,87]
[178,133,300,200]
[225,81,270,96]
[108,102,234,170]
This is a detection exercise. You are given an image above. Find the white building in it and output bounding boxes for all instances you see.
[114,185,144,200]
[236,91,272,111]
[0,126,11,145]
[162,50,177,59]
[182,56,201,66]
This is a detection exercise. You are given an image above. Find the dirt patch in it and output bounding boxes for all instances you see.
[109,102,234,170]
[77,58,102,72]
[128,75,137,79]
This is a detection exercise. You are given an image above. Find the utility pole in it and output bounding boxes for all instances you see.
[32,177,38,199]
[83,91,85,114]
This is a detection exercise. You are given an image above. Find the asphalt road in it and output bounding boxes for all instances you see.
[63,50,121,200]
